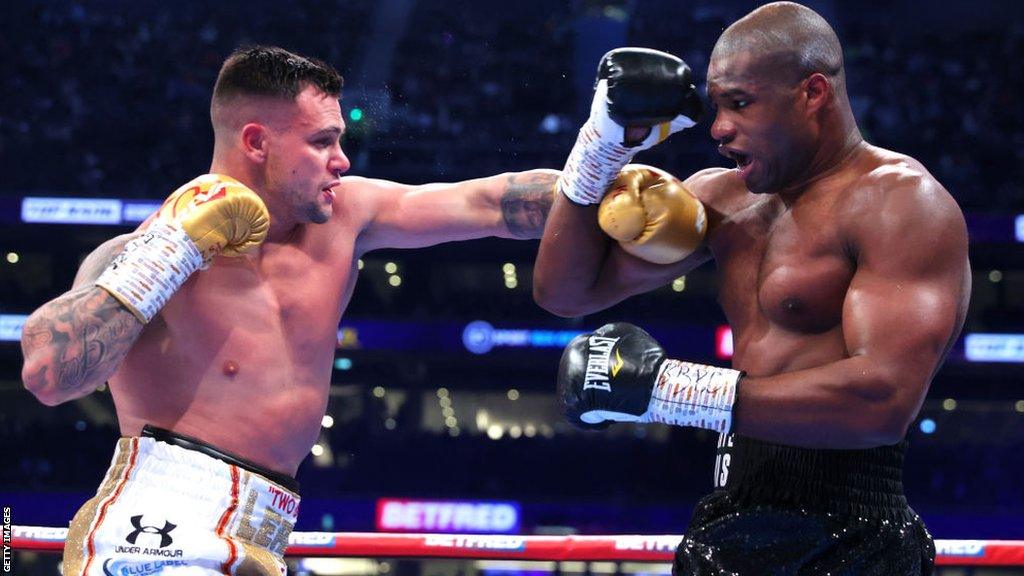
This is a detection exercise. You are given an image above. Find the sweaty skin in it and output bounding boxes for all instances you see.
[113,172,556,476]
[535,32,970,450]
[690,145,969,448]
[22,85,558,477]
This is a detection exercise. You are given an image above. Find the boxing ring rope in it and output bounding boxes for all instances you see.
[10,526,1024,567]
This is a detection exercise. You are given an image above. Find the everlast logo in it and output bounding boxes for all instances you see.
[583,336,620,392]
[125,516,176,548]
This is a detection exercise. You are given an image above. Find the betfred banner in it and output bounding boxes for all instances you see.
[376,499,520,534]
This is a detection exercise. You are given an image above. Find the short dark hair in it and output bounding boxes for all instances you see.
[212,45,343,103]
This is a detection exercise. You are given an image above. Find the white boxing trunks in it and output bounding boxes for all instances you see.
[63,427,300,576]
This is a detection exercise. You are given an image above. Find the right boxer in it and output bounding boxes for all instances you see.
[535,3,971,574]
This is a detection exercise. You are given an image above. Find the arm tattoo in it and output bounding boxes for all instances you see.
[22,288,143,398]
[500,172,557,239]
[22,234,145,401]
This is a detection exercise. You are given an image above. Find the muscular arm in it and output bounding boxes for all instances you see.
[20,232,146,406]
[533,169,720,317]
[733,175,971,448]
[353,169,559,253]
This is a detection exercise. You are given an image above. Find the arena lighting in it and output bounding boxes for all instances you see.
[349,107,364,122]
[461,320,584,354]
[919,418,937,434]
[964,333,1024,363]
[20,197,161,225]
[1016,214,1024,242]
[0,314,27,342]
[715,326,734,359]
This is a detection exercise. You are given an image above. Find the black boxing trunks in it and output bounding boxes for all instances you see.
[63,426,300,576]
[673,434,935,576]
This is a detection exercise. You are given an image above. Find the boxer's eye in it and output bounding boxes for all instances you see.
[732,99,749,110]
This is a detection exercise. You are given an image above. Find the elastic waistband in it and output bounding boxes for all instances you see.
[142,425,300,493]
[717,434,911,520]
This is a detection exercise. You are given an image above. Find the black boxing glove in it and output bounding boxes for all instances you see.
[558,48,702,206]
[557,323,742,433]
[599,48,703,129]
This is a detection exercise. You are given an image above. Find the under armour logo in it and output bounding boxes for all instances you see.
[125,515,176,548]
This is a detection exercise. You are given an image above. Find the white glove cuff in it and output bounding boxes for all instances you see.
[95,221,203,323]
[640,359,742,433]
[557,121,636,205]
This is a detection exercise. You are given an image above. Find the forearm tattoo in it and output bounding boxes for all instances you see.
[500,172,557,239]
[22,234,144,400]
[22,290,142,396]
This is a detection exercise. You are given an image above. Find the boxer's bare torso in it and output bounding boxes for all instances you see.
[57,183,368,476]
[113,204,359,476]
[535,139,969,447]
[692,143,969,380]
[29,170,556,477]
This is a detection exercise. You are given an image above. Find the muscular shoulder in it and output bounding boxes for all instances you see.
[683,167,743,205]
[840,147,966,263]
[682,166,754,232]
[843,147,963,232]
[336,175,404,194]
[331,175,407,227]
[335,175,406,206]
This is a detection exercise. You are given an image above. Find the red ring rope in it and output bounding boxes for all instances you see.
[11,526,1024,566]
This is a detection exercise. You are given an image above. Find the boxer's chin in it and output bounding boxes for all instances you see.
[307,202,331,224]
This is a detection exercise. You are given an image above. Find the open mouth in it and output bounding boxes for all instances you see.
[322,181,341,197]
[321,186,337,204]
[728,150,751,169]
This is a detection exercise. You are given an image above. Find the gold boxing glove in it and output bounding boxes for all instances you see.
[154,173,270,259]
[598,165,706,264]
[96,174,269,322]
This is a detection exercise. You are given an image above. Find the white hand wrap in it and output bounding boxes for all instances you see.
[640,360,742,433]
[95,221,204,323]
[558,79,698,206]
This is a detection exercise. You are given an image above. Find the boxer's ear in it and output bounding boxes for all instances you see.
[802,72,832,115]
[241,123,269,163]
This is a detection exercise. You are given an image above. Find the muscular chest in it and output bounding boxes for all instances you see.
[159,230,357,353]
[711,197,853,334]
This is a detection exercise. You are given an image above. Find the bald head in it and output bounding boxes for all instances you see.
[712,2,843,87]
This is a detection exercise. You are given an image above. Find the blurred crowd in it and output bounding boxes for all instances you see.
[2,1,1021,209]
